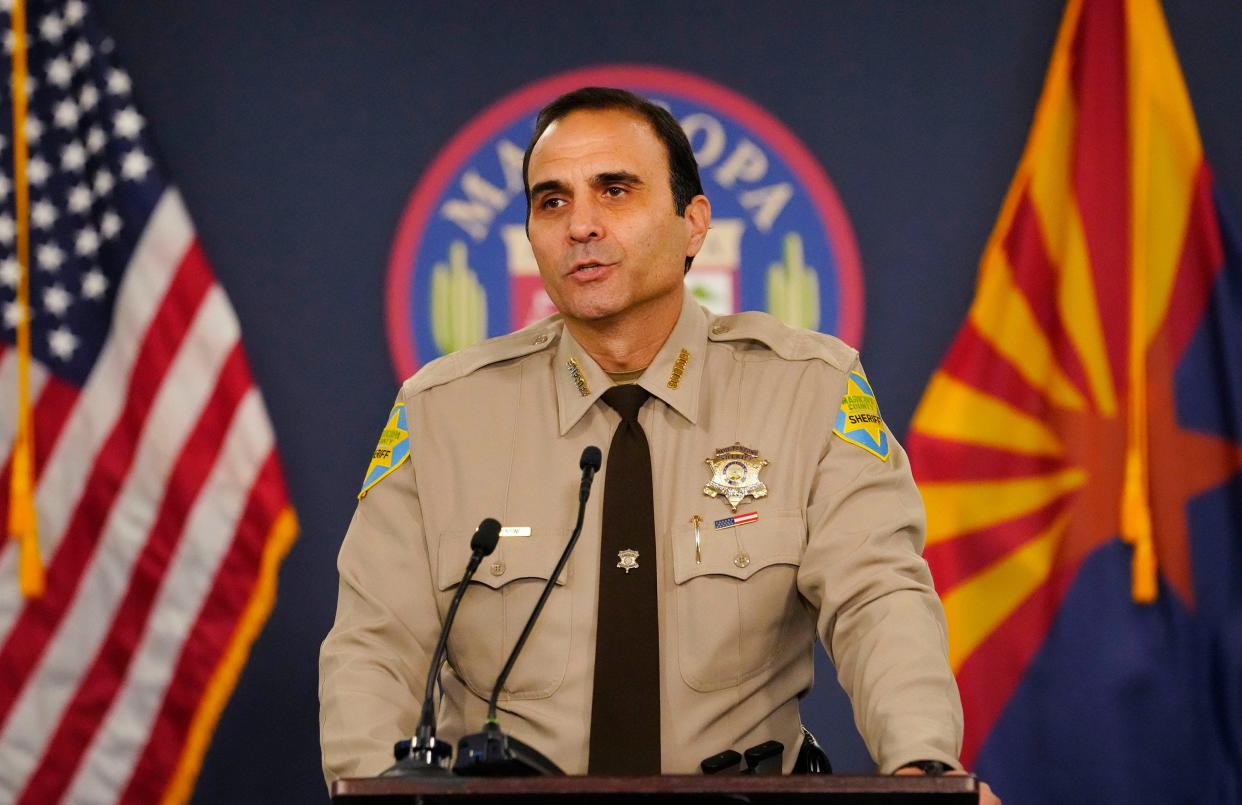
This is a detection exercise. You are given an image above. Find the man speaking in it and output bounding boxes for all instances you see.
[320,87,973,787]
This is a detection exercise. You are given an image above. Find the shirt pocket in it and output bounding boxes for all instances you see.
[435,524,572,701]
[671,510,804,692]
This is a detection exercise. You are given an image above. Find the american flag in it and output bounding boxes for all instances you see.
[0,1,297,802]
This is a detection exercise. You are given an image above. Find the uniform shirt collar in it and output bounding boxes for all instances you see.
[554,292,707,435]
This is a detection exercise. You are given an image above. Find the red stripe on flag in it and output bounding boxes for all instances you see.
[121,451,288,803]
[906,433,1066,483]
[939,322,1055,421]
[956,559,1079,766]
[1069,0,1130,391]
[1162,164,1227,361]
[0,375,80,560]
[18,343,251,804]
[1003,191,1096,399]
[925,497,1071,595]
[0,242,211,727]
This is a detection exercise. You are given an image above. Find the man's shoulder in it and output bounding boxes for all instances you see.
[706,309,858,373]
[399,315,562,397]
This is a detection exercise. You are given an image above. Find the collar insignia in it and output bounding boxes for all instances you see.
[666,348,691,389]
[566,357,591,397]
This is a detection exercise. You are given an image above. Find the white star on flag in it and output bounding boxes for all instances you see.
[4,299,27,328]
[79,84,99,111]
[106,67,130,95]
[75,226,100,256]
[44,284,73,316]
[100,210,122,239]
[81,267,108,299]
[47,56,73,87]
[121,149,152,181]
[114,107,144,139]
[24,116,44,142]
[37,243,65,271]
[47,323,79,359]
[28,156,51,185]
[62,141,87,171]
[94,169,114,196]
[40,13,65,43]
[86,125,105,153]
[68,183,92,212]
[0,257,19,286]
[54,98,80,129]
[65,0,87,26]
[32,199,58,229]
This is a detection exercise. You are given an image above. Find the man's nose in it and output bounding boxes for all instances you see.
[568,199,604,242]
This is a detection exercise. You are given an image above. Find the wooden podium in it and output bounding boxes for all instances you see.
[331,773,979,803]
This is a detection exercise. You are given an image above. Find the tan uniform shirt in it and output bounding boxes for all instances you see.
[319,292,963,781]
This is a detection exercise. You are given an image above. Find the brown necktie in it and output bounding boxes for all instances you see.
[588,384,660,774]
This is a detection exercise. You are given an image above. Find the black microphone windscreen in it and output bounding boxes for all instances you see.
[470,518,501,556]
[579,445,602,473]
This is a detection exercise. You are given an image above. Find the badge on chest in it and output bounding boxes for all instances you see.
[703,442,770,512]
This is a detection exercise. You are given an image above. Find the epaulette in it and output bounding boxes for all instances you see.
[402,315,563,397]
[706,311,858,373]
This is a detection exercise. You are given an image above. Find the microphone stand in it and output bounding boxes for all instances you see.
[453,447,601,776]
[382,518,501,776]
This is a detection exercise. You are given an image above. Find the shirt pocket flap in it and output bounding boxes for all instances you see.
[672,510,804,584]
[436,525,571,591]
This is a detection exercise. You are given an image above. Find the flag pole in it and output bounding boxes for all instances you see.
[8,0,44,598]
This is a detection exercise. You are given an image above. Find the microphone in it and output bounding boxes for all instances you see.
[579,445,601,502]
[382,517,501,776]
[453,447,601,776]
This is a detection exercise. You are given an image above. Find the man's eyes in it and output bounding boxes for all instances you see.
[536,186,629,209]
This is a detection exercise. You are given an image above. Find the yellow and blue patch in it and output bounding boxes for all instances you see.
[833,371,890,461]
[358,402,411,499]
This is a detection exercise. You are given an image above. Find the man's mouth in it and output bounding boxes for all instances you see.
[570,261,612,277]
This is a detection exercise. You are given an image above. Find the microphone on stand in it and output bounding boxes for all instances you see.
[453,446,602,776]
[382,517,502,776]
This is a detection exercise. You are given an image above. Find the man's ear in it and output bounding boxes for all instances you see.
[683,194,712,258]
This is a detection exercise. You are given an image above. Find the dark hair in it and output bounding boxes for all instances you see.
[522,87,705,270]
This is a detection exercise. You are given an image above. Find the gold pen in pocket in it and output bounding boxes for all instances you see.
[691,515,702,563]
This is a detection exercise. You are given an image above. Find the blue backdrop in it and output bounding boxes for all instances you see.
[89,2,1242,801]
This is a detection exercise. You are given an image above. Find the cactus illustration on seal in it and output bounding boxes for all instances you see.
[766,232,820,331]
[430,240,487,355]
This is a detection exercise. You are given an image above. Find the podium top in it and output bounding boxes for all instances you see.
[331,773,978,803]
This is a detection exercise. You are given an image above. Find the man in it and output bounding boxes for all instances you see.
[321,87,990,796]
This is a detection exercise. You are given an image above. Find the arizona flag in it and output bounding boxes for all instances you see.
[908,0,1242,802]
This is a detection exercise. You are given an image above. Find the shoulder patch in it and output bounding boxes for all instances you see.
[358,402,411,499]
[833,371,891,461]
[707,311,857,371]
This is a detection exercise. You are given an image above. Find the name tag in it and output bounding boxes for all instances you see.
[499,526,531,538]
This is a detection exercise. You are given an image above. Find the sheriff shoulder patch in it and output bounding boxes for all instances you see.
[833,371,891,461]
[358,402,411,499]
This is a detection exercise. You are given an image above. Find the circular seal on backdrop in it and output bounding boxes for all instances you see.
[387,65,864,380]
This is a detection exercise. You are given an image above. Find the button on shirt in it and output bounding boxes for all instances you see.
[319,292,963,781]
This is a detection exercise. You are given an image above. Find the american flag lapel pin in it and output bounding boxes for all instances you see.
[714,511,759,530]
